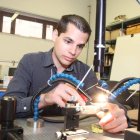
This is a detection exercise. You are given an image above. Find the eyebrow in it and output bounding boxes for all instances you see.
[78,43,86,47]
[64,37,73,42]
[64,37,86,46]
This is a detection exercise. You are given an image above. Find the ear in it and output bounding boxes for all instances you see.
[52,29,58,42]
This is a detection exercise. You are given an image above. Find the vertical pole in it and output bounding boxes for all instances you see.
[94,0,106,77]
[86,5,91,64]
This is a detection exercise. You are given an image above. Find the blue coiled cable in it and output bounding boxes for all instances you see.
[49,73,84,88]
[98,80,109,90]
[33,96,40,121]
[33,73,84,121]
[109,78,140,101]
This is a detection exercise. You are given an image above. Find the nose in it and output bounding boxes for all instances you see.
[69,45,77,56]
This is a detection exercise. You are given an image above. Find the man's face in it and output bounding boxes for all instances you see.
[52,23,89,69]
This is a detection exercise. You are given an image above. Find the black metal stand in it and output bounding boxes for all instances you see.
[63,103,79,131]
[124,128,140,140]
[55,102,89,140]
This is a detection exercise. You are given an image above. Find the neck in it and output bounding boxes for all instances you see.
[56,65,66,73]
[52,52,67,73]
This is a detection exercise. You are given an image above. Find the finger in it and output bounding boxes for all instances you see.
[110,107,125,120]
[96,111,106,119]
[102,114,127,129]
[59,90,72,102]
[69,95,77,102]
[104,121,128,133]
[64,88,85,105]
[65,83,86,105]
[54,96,66,107]
[99,112,114,126]
[44,90,68,107]
[104,103,125,118]
[96,103,120,120]
[100,115,128,133]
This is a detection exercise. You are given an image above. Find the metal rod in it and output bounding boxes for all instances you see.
[93,0,106,74]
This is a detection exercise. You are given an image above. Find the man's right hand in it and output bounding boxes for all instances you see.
[38,83,85,108]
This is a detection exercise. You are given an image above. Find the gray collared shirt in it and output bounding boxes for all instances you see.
[5,48,98,117]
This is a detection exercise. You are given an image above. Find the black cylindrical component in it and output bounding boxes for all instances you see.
[94,0,106,74]
[1,96,16,129]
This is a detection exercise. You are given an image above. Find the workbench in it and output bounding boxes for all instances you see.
[15,116,124,140]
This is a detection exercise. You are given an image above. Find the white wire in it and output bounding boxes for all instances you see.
[126,89,139,102]
[76,64,93,90]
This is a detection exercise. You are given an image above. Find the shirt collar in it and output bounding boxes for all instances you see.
[43,48,54,67]
[66,64,74,72]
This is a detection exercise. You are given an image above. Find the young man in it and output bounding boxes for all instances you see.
[5,14,128,133]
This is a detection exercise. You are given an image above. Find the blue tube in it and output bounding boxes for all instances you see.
[33,73,84,121]
[109,78,140,101]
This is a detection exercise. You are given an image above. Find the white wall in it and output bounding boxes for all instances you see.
[106,0,140,25]
[0,33,54,79]
[0,33,53,61]
[0,0,91,19]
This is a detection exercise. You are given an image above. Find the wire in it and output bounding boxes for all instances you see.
[76,64,93,89]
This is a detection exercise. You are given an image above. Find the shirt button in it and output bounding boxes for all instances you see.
[24,106,27,110]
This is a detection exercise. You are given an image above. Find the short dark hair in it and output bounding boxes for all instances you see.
[56,14,92,42]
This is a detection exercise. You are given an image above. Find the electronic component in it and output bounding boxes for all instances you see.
[0,96,23,140]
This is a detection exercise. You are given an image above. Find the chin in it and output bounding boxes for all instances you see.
[61,61,72,68]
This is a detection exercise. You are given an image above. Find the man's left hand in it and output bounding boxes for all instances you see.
[96,103,128,133]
